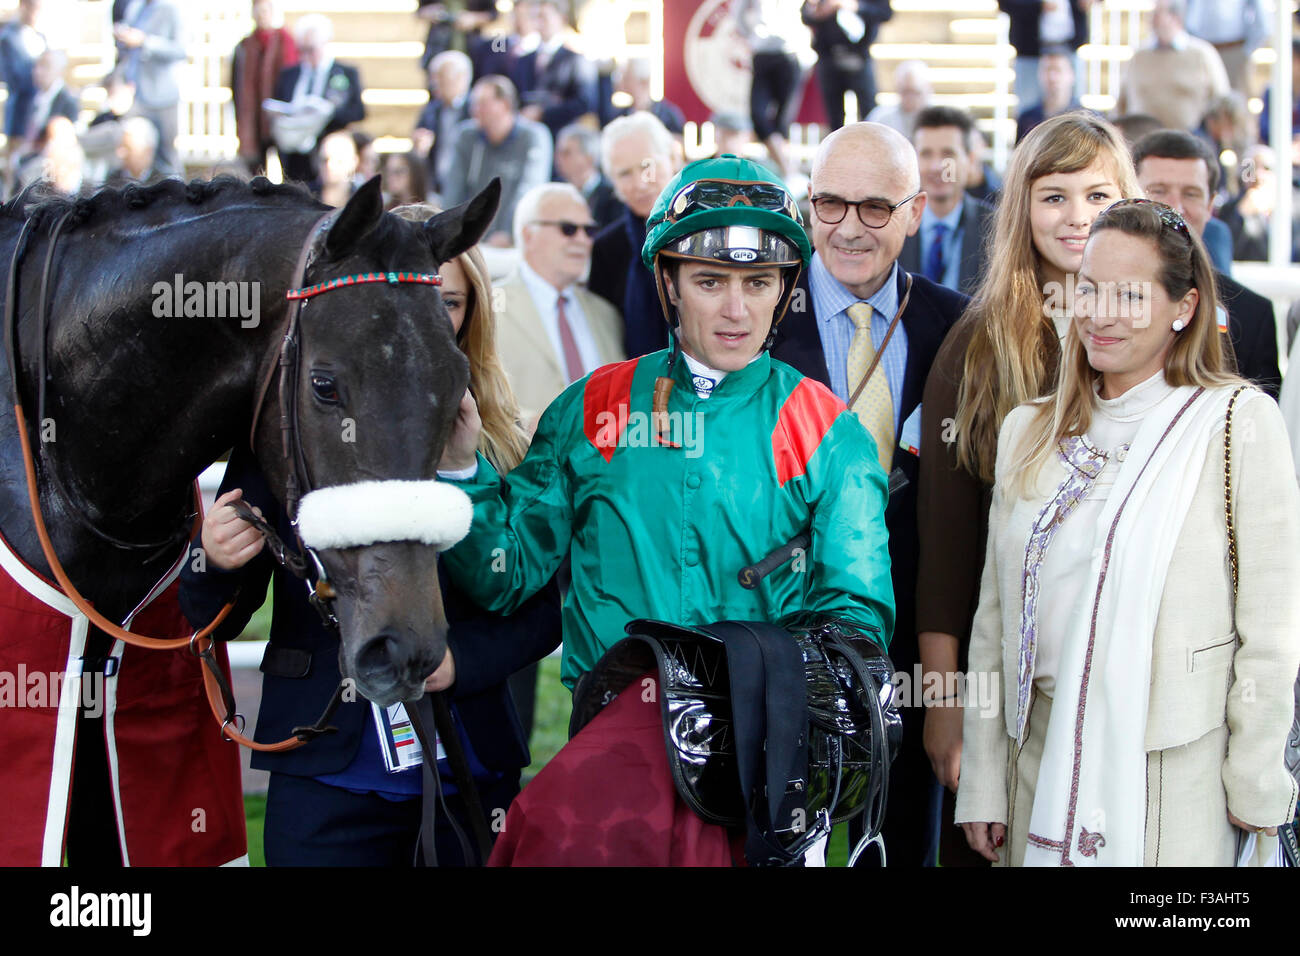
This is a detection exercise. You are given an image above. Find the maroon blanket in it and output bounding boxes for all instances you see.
[489,674,742,866]
[0,538,246,866]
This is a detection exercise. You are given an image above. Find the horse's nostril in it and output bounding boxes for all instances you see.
[357,634,400,682]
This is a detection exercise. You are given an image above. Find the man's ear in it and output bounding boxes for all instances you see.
[908,191,927,236]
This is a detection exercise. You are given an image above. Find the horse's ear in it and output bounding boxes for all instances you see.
[323,175,385,260]
[423,178,501,264]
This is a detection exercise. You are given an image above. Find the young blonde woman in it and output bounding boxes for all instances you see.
[180,206,556,866]
[956,199,1300,866]
[915,114,1139,860]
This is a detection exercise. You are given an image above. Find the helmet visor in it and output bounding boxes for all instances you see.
[665,225,801,266]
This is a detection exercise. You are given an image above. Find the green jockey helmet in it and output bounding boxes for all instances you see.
[642,155,811,345]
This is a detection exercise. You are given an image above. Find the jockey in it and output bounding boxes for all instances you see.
[439,152,894,696]
[438,155,895,865]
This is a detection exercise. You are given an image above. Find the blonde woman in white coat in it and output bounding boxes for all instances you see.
[955,199,1300,866]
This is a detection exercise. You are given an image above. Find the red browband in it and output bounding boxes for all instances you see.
[286,271,442,301]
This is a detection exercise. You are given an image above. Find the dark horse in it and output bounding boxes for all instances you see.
[0,174,498,862]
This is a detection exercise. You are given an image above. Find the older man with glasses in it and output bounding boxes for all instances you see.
[496,182,626,434]
[770,120,976,867]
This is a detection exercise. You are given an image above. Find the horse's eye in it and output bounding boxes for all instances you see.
[310,372,340,405]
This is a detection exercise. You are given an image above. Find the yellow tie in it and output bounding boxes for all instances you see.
[846,302,894,472]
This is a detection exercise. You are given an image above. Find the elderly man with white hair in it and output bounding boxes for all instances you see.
[496,181,624,429]
[269,13,365,188]
[588,111,677,357]
[865,59,931,140]
[554,123,621,228]
[413,49,472,201]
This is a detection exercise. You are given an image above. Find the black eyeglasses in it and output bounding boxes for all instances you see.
[811,191,920,229]
[666,179,801,224]
[533,220,599,238]
[1100,198,1192,241]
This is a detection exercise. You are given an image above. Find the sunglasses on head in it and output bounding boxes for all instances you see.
[533,220,599,238]
[1101,198,1192,240]
[666,179,801,224]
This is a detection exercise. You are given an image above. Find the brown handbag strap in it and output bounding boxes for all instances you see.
[1224,385,1249,600]
[847,274,912,411]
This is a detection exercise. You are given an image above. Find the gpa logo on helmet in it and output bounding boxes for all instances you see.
[729,249,757,262]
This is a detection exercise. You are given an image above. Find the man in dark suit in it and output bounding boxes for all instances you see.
[589,111,676,357]
[271,14,365,190]
[999,0,1091,110]
[801,0,892,131]
[1132,129,1281,398]
[770,121,970,867]
[899,106,993,297]
[555,123,623,229]
[413,49,471,201]
[0,0,45,164]
[511,0,597,142]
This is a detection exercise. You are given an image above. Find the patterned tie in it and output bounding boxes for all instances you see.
[925,222,948,284]
[846,302,894,472]
[555,294,586,384]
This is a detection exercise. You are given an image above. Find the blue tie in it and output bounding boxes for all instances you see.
[925,222,947,284]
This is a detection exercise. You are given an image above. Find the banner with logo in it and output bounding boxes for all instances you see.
[662,0,826,127]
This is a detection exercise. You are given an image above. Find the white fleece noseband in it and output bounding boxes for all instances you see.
[296,480,473,551]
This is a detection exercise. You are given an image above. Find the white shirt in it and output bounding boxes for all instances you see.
[1040,0,1075,46]
[1035,371,1176,695]
[517,259,602,382]
[293,57,334,103]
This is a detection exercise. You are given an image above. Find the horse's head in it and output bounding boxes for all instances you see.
[261,176,499,706]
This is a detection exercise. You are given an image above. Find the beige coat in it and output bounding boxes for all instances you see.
[955,390,1300,866]
[493,270,625,423]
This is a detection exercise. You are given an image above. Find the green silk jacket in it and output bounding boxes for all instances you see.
[443,348,895,689]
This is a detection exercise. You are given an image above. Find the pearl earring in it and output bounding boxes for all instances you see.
[1172,319,1186,332]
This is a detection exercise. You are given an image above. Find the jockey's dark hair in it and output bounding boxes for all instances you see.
[2,175,318,234]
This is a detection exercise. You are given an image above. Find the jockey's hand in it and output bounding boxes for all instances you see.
[1228,811,1277,836]
[962,821,1005,863]
[440,389,482,472]
[923,703,963,793]
[201,489,265,571]
[423,648,456,692]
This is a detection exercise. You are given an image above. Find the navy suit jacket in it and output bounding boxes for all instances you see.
[178,447,562,778]
[898,195,993,298]
[512,45,597,138]
[415,96,470,194]
[770,266,967,668]
[271,60,366,144]
[1219,271,1281,400]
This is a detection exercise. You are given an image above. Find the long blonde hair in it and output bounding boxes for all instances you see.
[391,204,530,474]
[954,112,1140,484]
[1007,199,1244,495]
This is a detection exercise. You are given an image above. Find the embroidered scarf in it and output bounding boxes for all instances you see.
[1021,384,1244,866]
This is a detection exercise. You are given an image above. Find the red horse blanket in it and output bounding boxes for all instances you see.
[0,536,246,866]
[488,675,742,866]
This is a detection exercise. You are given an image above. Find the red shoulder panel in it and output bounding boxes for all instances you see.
[583,358,639,462]
[772,378,847,486]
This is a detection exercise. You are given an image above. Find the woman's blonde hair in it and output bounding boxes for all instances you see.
[954,112,1140,484]
[391,203,530,474]
[1006,199,1244,496]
